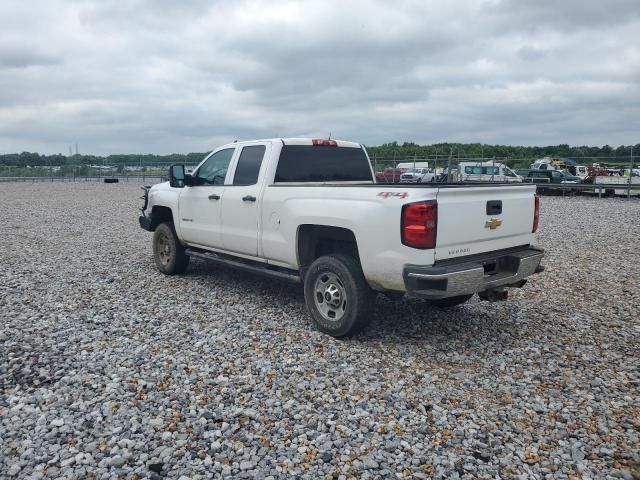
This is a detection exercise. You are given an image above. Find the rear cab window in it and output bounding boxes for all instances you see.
[275,144,373,183]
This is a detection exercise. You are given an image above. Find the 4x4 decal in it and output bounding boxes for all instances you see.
[377,191,408,199]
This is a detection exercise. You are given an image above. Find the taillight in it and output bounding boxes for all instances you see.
[312,139,337,146]
[532,195,540,233]
[401,201,437,249]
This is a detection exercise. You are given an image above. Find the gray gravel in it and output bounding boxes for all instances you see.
[1,182,638,479]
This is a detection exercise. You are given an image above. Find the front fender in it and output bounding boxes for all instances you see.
[139,182,182,237]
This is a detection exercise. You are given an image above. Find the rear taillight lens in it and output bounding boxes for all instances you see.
[312,139,337,146]
[532,195,540,233]
[401,201,437,249]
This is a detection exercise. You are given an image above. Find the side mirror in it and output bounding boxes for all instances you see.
[184,173,194,187]
[169,164,185,188]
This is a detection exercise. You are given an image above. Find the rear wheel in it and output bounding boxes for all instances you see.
[153,222,189,275]
[304,254,374,338]
[429,294,473,308]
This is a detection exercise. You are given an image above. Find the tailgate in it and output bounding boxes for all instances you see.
[435,185,536,260]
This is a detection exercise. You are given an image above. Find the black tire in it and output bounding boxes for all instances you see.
[303,254,374,338]
[429,294,473,308]
[153,222,189,275]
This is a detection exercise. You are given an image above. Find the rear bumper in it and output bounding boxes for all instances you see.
[403,246,544,299]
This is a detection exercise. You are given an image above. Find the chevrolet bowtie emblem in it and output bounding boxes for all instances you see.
[485,218,502,230]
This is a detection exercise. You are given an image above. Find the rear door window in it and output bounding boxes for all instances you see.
[275,145,372,182]
[233,145,266,185]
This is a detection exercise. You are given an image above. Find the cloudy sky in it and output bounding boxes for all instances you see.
[1,0,639,154]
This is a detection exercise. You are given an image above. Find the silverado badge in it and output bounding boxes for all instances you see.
[485,218,502,230]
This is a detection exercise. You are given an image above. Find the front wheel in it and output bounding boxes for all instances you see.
[153,222,189,275]
[429,294,473,308]
[303,254,374,338]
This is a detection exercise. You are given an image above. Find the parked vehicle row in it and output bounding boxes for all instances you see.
[377,161,524,184]
[374,157,637,196]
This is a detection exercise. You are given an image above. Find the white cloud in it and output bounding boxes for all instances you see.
[0,0,638,154]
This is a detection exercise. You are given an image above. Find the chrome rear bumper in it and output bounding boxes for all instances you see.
[403,246,544,299]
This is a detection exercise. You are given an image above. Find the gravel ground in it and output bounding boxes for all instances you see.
[1,182,638,480]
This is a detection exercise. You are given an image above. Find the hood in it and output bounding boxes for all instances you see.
[150,181,171,192]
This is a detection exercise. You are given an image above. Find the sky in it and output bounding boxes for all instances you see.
[0,0,639,155]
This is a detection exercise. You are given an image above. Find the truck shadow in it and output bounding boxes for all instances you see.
[362,296,523,345]
[183,259,526,350]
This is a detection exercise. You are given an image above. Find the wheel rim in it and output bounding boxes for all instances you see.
[313,271,347,321]
[156,231,172,265]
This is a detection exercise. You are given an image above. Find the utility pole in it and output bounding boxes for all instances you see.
[492,155,496,182]
[435,149,438,174]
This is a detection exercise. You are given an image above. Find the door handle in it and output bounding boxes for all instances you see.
[242,195,257,202]
[208,194,220,200]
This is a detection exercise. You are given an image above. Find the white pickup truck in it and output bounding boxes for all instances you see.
[139,138,544,337]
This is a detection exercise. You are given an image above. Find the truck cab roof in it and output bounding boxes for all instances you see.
[217,138,362,149]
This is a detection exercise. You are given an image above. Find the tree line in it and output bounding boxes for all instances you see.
[0,152,207,167]
[0,142,638,167]
[368,142,639,161]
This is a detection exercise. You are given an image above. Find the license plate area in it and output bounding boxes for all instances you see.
[483,256,520,276]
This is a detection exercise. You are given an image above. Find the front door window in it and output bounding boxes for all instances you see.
[194,148,234,185]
